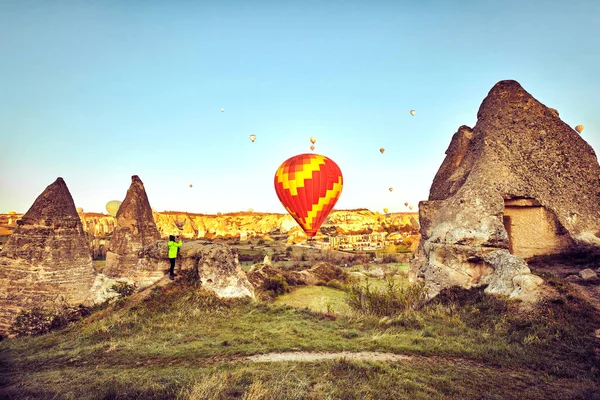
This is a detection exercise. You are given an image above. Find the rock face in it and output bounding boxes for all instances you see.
[138,240,254,298]
[412,80,600,300]
[104,176,160,277]
[0,178,95,334]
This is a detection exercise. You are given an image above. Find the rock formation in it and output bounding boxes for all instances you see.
[104,176,161,277]
[138,240,254,298]
[0,178,95,334]
[412,80,600,301]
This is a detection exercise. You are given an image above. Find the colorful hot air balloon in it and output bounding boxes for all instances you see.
[189,184,193,188]
[404,202,408,207]
[575,125,584,134]
[274,153,343,237]
[106,200,122,217]
[310,137,317,144]
[409,205,414,210]
[380,148,385,154]
[221,108,225,112]
[310,145,315,151]
[76,207,83,213]
[389,187,393,192]
[410,110,416,116]
[250,134,257,142]
[248,208,253,212]
[383,208,389,213]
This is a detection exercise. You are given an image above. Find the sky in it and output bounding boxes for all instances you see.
[1,0,598,215]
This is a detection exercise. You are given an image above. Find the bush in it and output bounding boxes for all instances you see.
[9,298,93,337]
[262,274,290,298]
[111,282,137,297]
[345,279,428,317]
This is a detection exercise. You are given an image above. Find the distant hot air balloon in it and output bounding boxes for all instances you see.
[310,137,317,144]
[250,134,257,142]
[221,108,225,112]
[274,153,343,237]
[8,211,16,215]
[410,110,416,116]
[389,187,393,192]
[310,145,315,151]
[404,202,408,207]
[76,207,83,213]
[575,125,584,134]
[409,205,414,210]
[383,208,389,213]
[106,200,122,217]
[189,184,193,188]
[380,148,385,154]
[248,208,253,212]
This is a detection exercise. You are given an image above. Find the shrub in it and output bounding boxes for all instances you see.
[111,281,137,297]
[345,279,428,317]
[9,298,93,337]
[262,274,290,296]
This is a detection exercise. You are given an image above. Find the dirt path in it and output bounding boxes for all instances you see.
[246,351,413,363]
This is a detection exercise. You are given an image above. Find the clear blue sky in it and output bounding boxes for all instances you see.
[1,0,598,214]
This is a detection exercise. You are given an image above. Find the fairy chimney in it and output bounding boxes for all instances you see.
[0,178,95,334]
[412,80,600,301]
[104,175,160,277]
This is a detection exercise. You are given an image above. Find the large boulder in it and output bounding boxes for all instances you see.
[104,175,160,277]
[138,240,254,298]
[0,178,96,334]
[412,80,600,301]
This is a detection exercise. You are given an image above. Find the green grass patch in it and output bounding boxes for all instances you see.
[273,286,351,314]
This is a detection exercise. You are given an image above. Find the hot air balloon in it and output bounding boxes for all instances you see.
[221,108,225,112]
[310,145,315,151]
[250,134,257,142]
[248,208,253,212]
[389,187,393,192]
[106,200,122,217]
[575,125,584,134]
[409,205,414,210]
[8,211,16,215]
[404,202,408,207]
[274,153,343,237]
[410,110,416,116]
[76,207,83,213]
[310,137,317,144]
[189,184,193,188]
[380,148,385,154]
[383,208,389,213]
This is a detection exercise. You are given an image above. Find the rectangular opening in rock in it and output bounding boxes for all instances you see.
[503,198,569,258]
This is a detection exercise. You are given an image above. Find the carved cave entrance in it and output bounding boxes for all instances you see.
[503,198,568,258]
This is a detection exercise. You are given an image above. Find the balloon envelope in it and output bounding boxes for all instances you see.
[106,200,122,217]
[310,145,315,151]
[389,187,393,192]
[221,108,225,112]
[310,136,317,144]
[404,202,408,207]
[380,148,385,154]
[274,153,343,237]
[250,134,257,142]
[575,125,584,133]
[409,205,414,210]
[383,208,389,213]
[189,184,193,188]
[410,110,416,116]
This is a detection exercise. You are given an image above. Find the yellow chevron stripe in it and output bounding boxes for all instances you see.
[304,177,343,229]
[276,155,326,196]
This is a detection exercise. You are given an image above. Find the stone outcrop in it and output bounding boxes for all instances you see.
[138,240,254,298]
[0,178,95,334]
[412,80,600,301]
[104,176,160,277]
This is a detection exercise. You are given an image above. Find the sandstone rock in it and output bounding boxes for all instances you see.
[138,240,254,298]
[104,176,161,278]
[412,80,600,301]
[579,268,598,281]
[0,178,95,334]
[565,274,582,282]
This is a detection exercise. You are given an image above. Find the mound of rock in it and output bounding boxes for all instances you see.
[412,80,600,301]
[0,178,95,334]
[248,262,349,287]
[139,240,254,298]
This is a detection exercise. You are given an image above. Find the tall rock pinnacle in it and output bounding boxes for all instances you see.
[0,178,95,334]
[104,175,160,277]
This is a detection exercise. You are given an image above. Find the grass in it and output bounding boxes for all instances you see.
[273,286,351,314]
[1,270,599,399]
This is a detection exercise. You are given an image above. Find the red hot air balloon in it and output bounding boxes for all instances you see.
[274,153,343,238]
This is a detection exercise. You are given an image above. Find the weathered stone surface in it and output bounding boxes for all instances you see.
[0,178,95,334]
[104,176,160,277]
[412,80,600,300]
[138,240,254,298]
[580,268,598,281]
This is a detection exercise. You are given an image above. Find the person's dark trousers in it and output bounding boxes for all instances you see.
[169,258,176,276]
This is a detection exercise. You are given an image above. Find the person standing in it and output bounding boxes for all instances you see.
[167,234,182,280]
